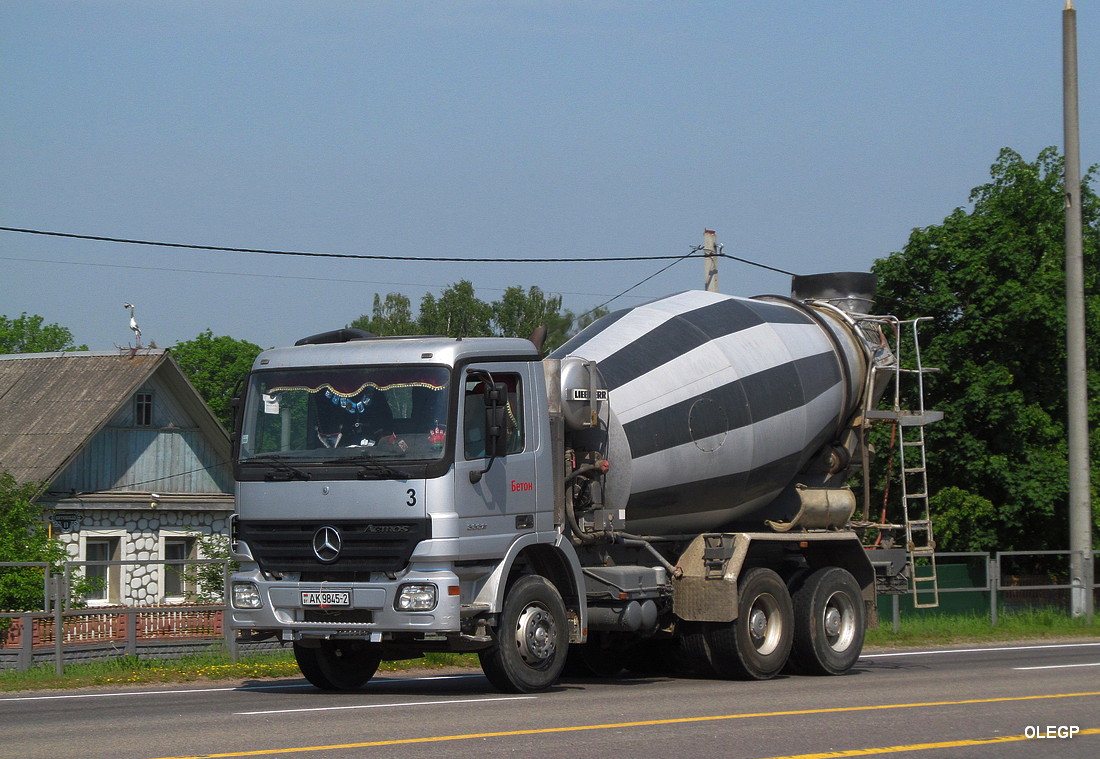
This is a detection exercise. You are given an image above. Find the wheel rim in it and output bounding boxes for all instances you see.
[821,590,857,652]
[747,594,783,655]
[514,603,557,665]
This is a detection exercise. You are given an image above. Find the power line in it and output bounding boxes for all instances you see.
[0,254,437,288]
[0,224,796,273]
[0,225,696,263]
[48,460,234,496]
[581,247,701,318]
[0,254,658,302]
[721,254,795,276]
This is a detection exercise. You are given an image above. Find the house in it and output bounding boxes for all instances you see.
[0,349,233,606]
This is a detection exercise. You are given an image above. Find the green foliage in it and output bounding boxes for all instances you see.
[493,285,564,342]
[872,147,1100,551]
[418,280,494,337]
[0,313,86,354]
[170,330,264,430]
[349,281,594,352]
[180,532,237,603]
[0,474,64,611]
[929,487,999,553]
[348,293,420,336]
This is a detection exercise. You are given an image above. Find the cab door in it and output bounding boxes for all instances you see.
[453,362,538,556]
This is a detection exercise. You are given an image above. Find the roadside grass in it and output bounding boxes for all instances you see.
[0,650,478,692]
[1,610,1095,692]
[865,608,1100,648]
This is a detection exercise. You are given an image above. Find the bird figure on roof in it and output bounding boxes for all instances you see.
[123,302,142,346]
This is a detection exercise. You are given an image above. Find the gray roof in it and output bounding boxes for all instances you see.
[0,350,229,487]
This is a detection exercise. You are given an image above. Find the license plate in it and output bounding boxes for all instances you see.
[301,591,351,607]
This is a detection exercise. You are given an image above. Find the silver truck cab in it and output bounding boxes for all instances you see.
[229,334,583,691]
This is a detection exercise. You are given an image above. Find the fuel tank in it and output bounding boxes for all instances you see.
[549,283,882,534]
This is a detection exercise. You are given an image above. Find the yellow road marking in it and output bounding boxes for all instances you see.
[152,690,1100,759]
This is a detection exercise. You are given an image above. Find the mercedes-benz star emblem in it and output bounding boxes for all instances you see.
[312,525,342,563]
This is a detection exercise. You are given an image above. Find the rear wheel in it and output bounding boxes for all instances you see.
[789,567,865,675]
[563,634,625,678]
[479,575,568,693]
[675,620,717,677]
[294,640,382,690]
[705,567,793,680]
[620,638,679,677]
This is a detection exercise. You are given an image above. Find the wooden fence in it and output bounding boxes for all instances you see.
[1,606,233,671]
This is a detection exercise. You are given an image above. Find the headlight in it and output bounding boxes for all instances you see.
[395,583,437,611]
[232,582,263,609]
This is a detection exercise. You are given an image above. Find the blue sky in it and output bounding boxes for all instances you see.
[2,1,1097,351]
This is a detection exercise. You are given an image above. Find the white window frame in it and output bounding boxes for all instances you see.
[80,531,129,607]
[159,531,199,603]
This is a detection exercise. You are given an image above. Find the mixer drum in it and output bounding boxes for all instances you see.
[550,290,868,534]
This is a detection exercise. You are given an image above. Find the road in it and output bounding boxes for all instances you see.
[3,641,1098,759]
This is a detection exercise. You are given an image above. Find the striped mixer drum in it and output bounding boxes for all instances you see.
[550,285,879,534]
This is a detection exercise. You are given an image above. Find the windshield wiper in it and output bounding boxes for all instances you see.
[345,455,410,480]
[246,454,312,481]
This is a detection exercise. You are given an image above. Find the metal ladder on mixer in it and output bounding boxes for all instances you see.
[863,316,942,608]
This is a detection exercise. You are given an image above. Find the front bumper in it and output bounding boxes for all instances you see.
[228,567,463,641]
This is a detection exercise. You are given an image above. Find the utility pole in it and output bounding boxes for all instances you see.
[1063,0,1093,621]
[703,229,719,292]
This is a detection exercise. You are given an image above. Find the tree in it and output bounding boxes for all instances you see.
[418,281,493,338]
[569,305,611,333]
[171,331,264,430]
[181,531,238,603]
[491,286,561,339]
[0,474,66,612]
[871,147,1100,551]
[346,283,612,353]
[350,283,591,351]
[0,313,86,354]
[348,293,419,336]
[489,285,582,352]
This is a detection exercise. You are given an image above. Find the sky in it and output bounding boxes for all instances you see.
[2,1,1097,352]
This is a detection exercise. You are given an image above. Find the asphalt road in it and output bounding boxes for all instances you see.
[3,641,1098,759]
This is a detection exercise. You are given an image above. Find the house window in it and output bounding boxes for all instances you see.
[163,538,196,601]
[135,391,154,427]
[85,538,121,604]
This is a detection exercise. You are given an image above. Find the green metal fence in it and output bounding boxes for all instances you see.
[880,549,1098,631]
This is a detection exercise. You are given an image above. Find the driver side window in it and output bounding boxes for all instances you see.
[463,373,524,460]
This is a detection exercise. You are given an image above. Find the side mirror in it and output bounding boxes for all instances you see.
[483,383,507,456]
[229,395,242,444]
[470,382,508,483]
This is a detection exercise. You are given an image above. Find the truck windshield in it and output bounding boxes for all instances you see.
[238,366,450,463]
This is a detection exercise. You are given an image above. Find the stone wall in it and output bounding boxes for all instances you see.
[48,502,233,607]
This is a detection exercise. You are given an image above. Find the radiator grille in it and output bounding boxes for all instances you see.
[238,519,429,575]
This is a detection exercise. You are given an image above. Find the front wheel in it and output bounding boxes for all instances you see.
[479,575,568,693]
[294,640,382,690]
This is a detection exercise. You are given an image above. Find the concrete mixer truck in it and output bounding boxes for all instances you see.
[227,272,939,693]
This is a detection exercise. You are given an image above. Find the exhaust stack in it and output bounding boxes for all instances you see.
[791,272,876,314]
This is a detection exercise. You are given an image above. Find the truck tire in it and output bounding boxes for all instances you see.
[705,567,793,680]
[293,640,382,690]
[676,621,717,677]
[620,638,678,676]
[563,635,624,678]
[789,567,865,675]
[479,575,568,693]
